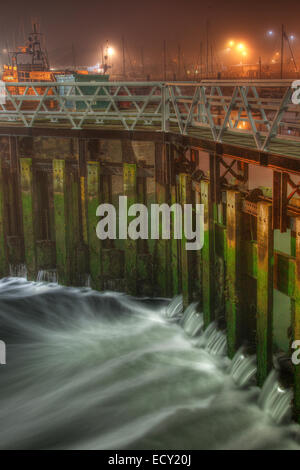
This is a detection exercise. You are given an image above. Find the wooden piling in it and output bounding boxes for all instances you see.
[136,174,153,296]
[154,181,169,297]
[87,161,102,290]
[0,163,8,277]
[226,190,242,358]
[293,217,300,423]
[201,180,215,329]
[20,158,36,279]
[69,166,81,284]
[53,159,69,285]
[170,182,180,296]
[178,173,192,308]
[256,201,274,386]
[123,163,137,295]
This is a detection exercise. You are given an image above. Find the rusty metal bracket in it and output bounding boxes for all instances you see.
[273,171,288,232]
[259,152,268,166]
[242,188,263,217]
[273,172,300,232]
[287,175,300,202]
[78,138,87,177]
[219,158,249,184]
[209,153,221,203]
[243,200,258,217]
[215,142,223,156]
[9,136,18,172]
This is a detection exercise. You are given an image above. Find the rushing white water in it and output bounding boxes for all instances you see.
[37,270,58,283]
[0,278,299,450]
[258,370,294,424]
[9,264,27,279]
[195,321,228,356]
[229,348,257,387]
[181,302,203,337]
[165,295,183,321]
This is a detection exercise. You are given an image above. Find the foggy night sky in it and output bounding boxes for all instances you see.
[1,0,300,68]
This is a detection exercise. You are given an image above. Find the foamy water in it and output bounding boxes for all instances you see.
[0,278,299,450]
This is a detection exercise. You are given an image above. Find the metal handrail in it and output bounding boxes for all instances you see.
[0,80,299,152]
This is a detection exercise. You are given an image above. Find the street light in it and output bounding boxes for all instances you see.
[107,46,114,57]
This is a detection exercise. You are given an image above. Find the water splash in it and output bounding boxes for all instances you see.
[37,270,57,283]
[201,322,227,356]
[165,295,183,321]
[84,274,91,288]
[229,347,257,387]
[181,302,203,337]
[9,264,27,279]
[258,370,293,424]
[0,284,299,449]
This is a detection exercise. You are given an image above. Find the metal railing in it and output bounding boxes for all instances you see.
[1,79,300,152]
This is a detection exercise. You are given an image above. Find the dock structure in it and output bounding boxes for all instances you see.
[0,79,300,418]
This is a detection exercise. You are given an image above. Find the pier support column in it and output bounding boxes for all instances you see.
[79,139,88,246]
[170,182,179,296]
[154,143,170,297]
[87,162,102,290]
[179,173,192,308]
[226,190,242,359]
[124,163,137,295]
[201,180,215,329]
[257,202,274,387]
[154,181,169,297]
[0,163,8,277]
[20,158,36,280]
[293,217,300,422]
[53,159,69,285]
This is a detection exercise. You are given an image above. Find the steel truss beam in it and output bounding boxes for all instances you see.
[0,80,299,156]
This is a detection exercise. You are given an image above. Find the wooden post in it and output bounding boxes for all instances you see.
[53,159,69,285]
[69,166,80,284]
[179,173,192,308]
[79,139,88,245]
[154,143,169,297]
[136,174,152,296]
[201,180,214,328]
[257,201,273,386]
[293,217,300,422]
[87,161,102,290]
[0,163,8,277]
[194,185,202,302]
[154,181,169,297]
[124,163,137,295]
[170,182,180,295]
[80,176,88,245]
[20,158,36,279]
[226,190,242,358]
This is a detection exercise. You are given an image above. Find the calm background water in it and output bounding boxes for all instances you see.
[0,277,299,450]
